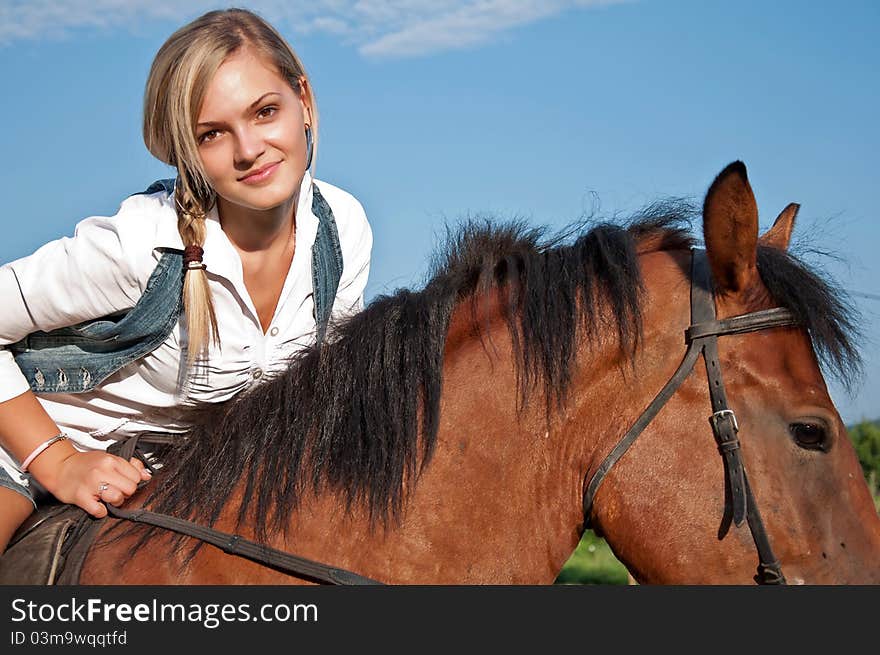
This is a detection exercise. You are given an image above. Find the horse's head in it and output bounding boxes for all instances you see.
[588,161,880,584]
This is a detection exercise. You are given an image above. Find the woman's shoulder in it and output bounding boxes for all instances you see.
[57,182,184,289]
[0,181,183,317]
[103,181,184,251]
[312,179,367,222]
[311,178,371,246]
[311,178,372,267]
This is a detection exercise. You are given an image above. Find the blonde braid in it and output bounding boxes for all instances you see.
[174,172,219,364]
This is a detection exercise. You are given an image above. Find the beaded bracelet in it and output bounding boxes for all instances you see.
[20,433,69,473]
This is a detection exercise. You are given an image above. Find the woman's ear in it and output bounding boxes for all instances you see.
[298,76,312,123]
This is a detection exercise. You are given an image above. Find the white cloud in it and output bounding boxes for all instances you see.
[358,1,589,58]
[0,0,626,58]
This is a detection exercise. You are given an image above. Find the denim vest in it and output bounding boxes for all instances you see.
[9,179,343,394]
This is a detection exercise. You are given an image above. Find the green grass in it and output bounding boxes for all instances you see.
[554,530,630,585]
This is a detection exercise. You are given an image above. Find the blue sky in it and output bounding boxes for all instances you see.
[0,0,877,423]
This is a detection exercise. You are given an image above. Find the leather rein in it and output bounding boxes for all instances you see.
[583,248,798,585]
[105,435,383,585]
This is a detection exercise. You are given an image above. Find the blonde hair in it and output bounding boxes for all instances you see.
[142,8,319,363]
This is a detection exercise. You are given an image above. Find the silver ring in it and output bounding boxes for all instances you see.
[98,482,109,494]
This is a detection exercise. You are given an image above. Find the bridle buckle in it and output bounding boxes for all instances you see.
[710,408,739,432]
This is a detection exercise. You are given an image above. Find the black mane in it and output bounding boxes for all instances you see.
[131,202,860,550]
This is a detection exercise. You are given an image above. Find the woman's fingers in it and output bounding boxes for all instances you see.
[111,456,145,487]
[49,449,154,517]
[97,483,126,507]
[94,456,155,508]
[101,470,139,498]
[129,457,153,481]
[78,491,108,518]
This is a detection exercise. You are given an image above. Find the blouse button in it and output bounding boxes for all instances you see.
[252,368,263,380]
[269,327,279,337]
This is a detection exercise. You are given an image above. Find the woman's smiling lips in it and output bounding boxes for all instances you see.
[239,161,281,184]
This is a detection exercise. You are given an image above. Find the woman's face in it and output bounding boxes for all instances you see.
[195,47,310,212]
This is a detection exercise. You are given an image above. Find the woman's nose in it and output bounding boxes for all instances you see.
[234,127,265,165]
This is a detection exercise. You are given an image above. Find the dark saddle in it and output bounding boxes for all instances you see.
[0,501,101,585]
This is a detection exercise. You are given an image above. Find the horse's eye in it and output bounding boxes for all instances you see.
[789,422,829,451]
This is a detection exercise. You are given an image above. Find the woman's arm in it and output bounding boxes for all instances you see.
[0,205,157,514]
[0,390,147,517]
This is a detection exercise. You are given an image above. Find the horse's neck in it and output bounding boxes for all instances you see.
[89,253,692,585]
[236,297,597,584]
[285,257,693,585]
[576,250,701,580]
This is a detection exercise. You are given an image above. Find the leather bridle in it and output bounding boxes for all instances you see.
[583,248,799,585]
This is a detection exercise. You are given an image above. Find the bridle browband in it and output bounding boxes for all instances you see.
[582,248,799,585]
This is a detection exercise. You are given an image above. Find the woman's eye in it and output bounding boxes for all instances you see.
[789,422,830,451]
[257,105,277,119]
[198,130,220,144]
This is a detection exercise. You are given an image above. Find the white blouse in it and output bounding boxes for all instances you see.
[0,171,372,485]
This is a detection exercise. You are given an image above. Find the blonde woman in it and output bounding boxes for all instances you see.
[0,8,372,553]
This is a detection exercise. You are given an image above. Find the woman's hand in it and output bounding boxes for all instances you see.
[35,450,152,518]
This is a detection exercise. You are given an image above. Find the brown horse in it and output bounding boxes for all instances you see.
[75,161,879,584]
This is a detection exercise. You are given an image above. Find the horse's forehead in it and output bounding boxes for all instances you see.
[721,326,830,400]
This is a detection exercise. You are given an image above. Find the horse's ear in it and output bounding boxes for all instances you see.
[702,161,759,295]
[759,203,799,251]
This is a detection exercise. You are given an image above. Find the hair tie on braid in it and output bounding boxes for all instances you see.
[183,245,206,271]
